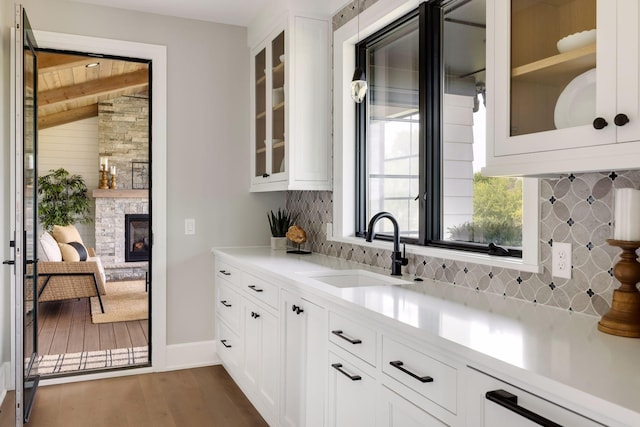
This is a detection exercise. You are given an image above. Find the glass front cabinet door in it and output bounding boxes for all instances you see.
[252,30,287,185]
[485,0,640,176]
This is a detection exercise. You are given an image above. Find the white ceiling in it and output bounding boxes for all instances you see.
[69,0,272,26]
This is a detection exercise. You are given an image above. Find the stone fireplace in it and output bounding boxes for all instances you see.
[93,189,148,280]
[125,214,150,262]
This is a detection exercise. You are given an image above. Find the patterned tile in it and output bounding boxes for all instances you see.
[287,148,639,316]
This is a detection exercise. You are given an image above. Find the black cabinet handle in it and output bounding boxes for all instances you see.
[220,339,232,348]
[262,173,270,178]
[219,270,231,276]
[592,117,608,129]
[389,360,433,383]
[248,285,264,293]
[331,330,362,345]
[331,363,361,381]
[2,260,14,265]
[292,304,304,315]
[486,390,562,427]
[615,113,630,126]
[220,300,232,308]
[251,311,261,319]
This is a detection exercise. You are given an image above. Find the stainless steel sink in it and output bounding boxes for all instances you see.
[301,269,410,288]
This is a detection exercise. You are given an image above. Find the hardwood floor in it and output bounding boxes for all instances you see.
[0,366,268,427]
[38,298,148,355]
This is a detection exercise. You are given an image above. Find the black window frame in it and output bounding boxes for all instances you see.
[354,1,522,258]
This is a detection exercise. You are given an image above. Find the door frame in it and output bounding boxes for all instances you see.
[11,30,168,385]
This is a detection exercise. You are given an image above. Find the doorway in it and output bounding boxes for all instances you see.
[33,49,152,377]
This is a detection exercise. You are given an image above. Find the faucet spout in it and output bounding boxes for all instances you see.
[365,212,408,276]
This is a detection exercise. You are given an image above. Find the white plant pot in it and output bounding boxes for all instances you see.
[271,237,287,250]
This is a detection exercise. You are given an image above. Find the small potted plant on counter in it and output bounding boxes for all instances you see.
[268,208,297,250]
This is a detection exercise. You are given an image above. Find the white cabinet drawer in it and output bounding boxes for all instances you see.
[243,273,279,309]
[329,311,376,367]
[216,280,242,333]
[466,367,602,427]
[216,260,241,285]
[382,336,457,414]
[217,318,242,374]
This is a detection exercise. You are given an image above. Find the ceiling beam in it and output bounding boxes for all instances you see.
[38,104,99,130]
[39,69,149,107]
[38,53,104,74]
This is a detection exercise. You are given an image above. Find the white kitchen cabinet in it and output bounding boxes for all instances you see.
[485,0,640,176]
[327,350,377,427]
[465,366,603,426]
[242,297,280,423]
[280,290,327,427]
[379,386,449,427]
[249,12,331,191]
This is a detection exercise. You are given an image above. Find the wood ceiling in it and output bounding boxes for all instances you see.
[37,51,149,130]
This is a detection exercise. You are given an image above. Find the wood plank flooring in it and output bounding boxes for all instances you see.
[37,297,148,355]
[0,366,268,427]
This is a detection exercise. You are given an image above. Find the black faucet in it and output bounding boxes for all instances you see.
[365,211,408,276]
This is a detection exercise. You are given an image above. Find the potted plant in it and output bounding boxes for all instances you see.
[38,168,92,231]
[268,208,297,250]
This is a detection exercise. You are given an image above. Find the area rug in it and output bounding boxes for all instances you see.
[31,346,148,376]
[90,280,148,323]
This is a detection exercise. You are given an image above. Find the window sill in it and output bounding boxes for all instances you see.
[326,234,542,274]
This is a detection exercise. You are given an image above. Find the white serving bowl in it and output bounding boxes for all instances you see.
[557,29,596,53]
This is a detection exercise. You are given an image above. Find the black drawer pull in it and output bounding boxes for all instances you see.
[220,300,232,308]
[292,304,304,315]
[251,311,260,319]
[248,285,264,293]
[486,390,562,427]
[389,360,433,383]
[220,339,232,348]
[331,330,362,345]
[331,363,361,381]
[219,270,231,276]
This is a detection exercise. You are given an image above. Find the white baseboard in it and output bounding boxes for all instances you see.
[165,340,221,371]
[0,361,9,405]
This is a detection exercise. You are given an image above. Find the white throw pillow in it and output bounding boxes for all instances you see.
[40,232,62,262]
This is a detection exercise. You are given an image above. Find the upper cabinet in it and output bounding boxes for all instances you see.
[250,13,332,192]
[484,0,640,176]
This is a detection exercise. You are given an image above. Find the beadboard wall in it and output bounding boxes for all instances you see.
[286,171,640,317]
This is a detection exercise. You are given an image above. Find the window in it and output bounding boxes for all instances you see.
[355,0,523,257]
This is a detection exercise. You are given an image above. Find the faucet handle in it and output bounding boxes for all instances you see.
[401,244,409,266]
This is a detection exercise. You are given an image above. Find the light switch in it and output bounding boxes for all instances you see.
[185,218,196,235]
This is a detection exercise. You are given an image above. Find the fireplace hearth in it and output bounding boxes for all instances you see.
[125,214,149,262]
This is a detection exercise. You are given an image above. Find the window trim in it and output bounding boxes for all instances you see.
[331,0,541,273]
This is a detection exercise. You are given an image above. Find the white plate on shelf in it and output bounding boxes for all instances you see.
[554,68,596,129]
[557,29,596,53]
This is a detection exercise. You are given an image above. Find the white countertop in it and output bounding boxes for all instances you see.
[213,246,640,424]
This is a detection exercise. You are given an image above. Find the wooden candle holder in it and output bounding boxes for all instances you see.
[99,168,109,190]
[598,239,640,337]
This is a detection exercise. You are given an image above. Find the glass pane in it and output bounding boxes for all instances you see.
[510,0,596,136]
[443,0,523,247]
[272,31,285,174]
[366,16,420,239]
[255,48,266,177]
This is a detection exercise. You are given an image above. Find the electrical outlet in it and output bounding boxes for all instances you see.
[552,242,572,279]
[185,218,195,235]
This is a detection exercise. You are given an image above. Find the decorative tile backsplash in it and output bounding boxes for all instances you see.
[287,171,640,317]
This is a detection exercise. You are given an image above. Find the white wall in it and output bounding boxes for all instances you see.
[39,117,99,249]
[1,0,285,354]
[0,0,13,381]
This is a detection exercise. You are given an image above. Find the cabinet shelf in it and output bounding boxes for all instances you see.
[273,62,284,74]
[511,43,596,84]
[256,111,266,119]
[273,101,285,111]
[256,75,266,85]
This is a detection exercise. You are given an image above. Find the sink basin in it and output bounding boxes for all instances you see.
[302,269,410,288]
